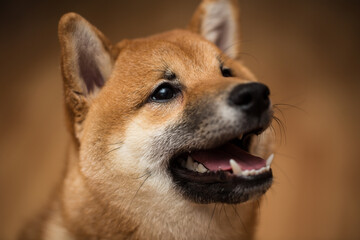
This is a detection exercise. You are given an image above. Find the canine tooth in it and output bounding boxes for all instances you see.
[197,163,207,173]
[229,159,242,175]
[266,154,274,167]
[266,166,270,171]
[186,156,194,170]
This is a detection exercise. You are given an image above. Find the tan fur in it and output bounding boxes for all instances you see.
[20,1,273,239]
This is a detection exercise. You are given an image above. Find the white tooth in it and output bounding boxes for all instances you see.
[197,163,207,173]
[266,154,274,167]
[193,162,199,170]
[249,169,256,175]
[229,159,242,175]
[242,170,250,176]
[266,166,270,171]
[186,156,194,170]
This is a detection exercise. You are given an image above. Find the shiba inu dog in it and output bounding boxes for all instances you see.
[20,0,275,239]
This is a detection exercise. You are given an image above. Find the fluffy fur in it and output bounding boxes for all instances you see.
[20,0,274,239]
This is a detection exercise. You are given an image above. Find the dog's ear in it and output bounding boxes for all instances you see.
[188,0,241,59]
[58,13,118,141]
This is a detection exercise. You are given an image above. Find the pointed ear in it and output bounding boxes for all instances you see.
[188,0,241,59]
[58,13,118,141]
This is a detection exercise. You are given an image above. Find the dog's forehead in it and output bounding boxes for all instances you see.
[114,30,221,77]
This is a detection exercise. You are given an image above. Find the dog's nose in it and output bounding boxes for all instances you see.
[228,82,270,116]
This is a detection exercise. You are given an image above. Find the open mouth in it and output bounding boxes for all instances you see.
[169,129,273,204]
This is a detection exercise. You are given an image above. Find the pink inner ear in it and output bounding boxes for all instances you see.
[212,19,230,54]
[78,46,104,94]
[200,1,238,59]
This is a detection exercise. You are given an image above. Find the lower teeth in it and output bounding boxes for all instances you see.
[230,154,273,177]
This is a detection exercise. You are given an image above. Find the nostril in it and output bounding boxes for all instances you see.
[238,92,252,106]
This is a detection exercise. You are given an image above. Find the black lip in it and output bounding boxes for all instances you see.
[169,159,273,204]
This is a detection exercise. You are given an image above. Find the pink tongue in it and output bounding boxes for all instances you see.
[190,143,266,171]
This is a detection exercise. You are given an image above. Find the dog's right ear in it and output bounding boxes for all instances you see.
[58,13,118,141]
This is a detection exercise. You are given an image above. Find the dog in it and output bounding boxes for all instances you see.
[20,0,274,239]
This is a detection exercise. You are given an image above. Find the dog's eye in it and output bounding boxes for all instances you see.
[221,66,233,77]
[150,83,178,102]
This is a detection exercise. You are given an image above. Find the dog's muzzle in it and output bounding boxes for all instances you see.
[165,82,274,204]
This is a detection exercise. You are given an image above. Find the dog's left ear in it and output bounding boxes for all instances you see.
[188,0,241,59]
[58,13,119,141]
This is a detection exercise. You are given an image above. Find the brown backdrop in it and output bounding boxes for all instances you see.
[1,0,359,239]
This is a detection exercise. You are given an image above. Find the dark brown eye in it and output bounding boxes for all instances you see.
[221,67,233,77]
[150,83,178,102]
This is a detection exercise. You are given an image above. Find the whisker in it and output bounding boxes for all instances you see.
[218,41,260,65]
[238,51,260,65]
[223,204,236,231]
[231,204,248,234]
[273,103,306,113]
[104,146,122,156]
[132,171,151,179]
[256,199,261,211]
[106,141,123,146]
[204,204,217,240]
[269,124,277,139]
[221,41,241,54]
[273,116,287,145]
[273,105,287,124]
[218,203,224,217]
[270,122,281,144]
[128,173,151,209]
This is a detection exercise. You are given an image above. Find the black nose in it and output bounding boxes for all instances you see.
[228,82,270,116]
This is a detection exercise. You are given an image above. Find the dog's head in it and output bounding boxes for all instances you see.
[58,0,273,209]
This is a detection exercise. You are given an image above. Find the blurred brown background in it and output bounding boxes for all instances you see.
[0,0,359,239]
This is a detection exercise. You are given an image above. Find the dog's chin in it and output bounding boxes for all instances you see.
[168,129,273,204]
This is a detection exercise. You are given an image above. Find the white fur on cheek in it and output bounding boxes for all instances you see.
[111,117,176,195]
[215,100,240,124]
